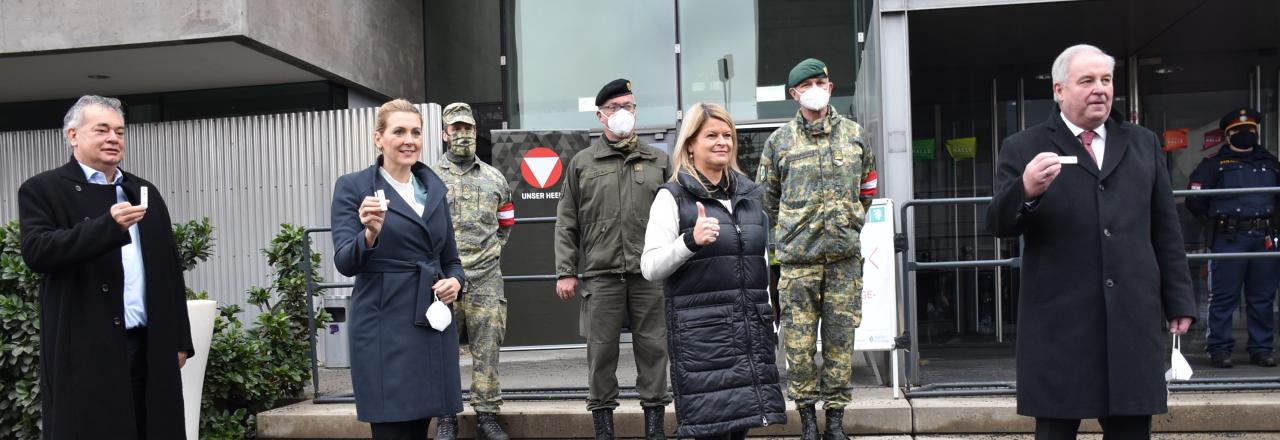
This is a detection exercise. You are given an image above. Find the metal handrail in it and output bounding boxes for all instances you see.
[302,215,566,398]
[895,186,1280,389]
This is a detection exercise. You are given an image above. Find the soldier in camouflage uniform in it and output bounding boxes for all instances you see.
[756,59,878,440]
[431,103,516,440]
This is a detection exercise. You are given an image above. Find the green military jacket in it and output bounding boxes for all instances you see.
[757,106,878,264]
[430,158,513,283]
[555,137,672,278]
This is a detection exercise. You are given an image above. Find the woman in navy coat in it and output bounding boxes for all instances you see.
[331,99,466,439]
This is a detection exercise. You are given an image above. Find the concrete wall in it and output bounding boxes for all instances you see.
[0,0,245,51]
[424,0,502,105]
[244,0,425,101]
[0,0,424,102]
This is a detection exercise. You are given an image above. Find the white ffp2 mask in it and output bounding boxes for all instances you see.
[607,109,636,137]
[798,86,831,111]
[425,296,451,331]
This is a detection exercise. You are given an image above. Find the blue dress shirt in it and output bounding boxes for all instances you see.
[78,162,147,329]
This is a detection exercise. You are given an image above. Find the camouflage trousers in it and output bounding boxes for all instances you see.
[779,256,863,409]
[453,271,507,413]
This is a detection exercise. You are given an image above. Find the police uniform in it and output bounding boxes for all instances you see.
[430,103,516,439]
[756,58,878,418]
[1187,107,1279,367]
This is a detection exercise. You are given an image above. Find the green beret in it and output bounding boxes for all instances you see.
[442,102,474,125]
[788,58,829,88]
[595,78,633,107]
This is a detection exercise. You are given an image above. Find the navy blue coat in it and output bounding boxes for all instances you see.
[987,112,1196,418]
[331,157,465,423]
[1185,143,1280,221]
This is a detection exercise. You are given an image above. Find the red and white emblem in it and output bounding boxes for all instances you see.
[520,147,563,189]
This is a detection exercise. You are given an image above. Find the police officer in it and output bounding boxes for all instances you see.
[756,59,878,440]
[431,103,516,440]
[1188,107,1279,368]
[554,79,673,440]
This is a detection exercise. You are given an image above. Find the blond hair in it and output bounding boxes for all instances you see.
[373,99,422,150]
[670,102,740,183]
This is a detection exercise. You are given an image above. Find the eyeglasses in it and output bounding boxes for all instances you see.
[600,103,637,114]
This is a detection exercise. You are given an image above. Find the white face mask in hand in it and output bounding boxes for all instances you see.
[425,295,451,331]
[606,109,636,137]
[1165,335,1193,381]
[798,86,831,111]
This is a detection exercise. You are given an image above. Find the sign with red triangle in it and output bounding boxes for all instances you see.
[520,147,563,189]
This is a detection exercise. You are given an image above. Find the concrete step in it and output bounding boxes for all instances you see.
[259,387,910,438]
[257,389,1280,438]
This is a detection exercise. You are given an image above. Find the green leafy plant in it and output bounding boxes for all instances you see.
[0,221,41,440]
[197,223,326,439]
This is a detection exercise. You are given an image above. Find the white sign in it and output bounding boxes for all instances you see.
[855,198,897,351]
[756,85,786,102]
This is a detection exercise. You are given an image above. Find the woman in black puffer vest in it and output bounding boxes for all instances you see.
[641,103,787,440]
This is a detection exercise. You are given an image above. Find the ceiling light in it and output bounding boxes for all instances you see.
[1034,73,1051,80]
[1154,66,1183,75]
[87,74,110,79]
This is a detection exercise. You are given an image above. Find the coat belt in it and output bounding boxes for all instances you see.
[363,258,442,327]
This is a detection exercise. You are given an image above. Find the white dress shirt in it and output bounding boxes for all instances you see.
[78,162,147,329]
[1059,113,1108,169]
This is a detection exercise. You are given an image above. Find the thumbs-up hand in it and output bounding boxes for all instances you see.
[693,201,721,246]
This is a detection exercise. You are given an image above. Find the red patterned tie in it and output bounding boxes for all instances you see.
[1079,130,1098,165]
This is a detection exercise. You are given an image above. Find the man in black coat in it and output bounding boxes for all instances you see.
[987,45,1196,439]
[18,95,194,440]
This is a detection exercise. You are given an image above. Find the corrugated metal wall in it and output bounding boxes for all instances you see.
[0,103,444,317]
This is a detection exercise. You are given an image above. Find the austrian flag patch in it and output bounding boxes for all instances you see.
[497,202,515,227]
[861,170,879,196]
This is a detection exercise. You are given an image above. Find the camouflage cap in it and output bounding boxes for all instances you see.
[443,102,475,125]
[788,58,829,88]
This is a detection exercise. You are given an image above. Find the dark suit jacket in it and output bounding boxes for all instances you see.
[19,159,193,439]
[987,112,1196,418]
[331,156,465,422]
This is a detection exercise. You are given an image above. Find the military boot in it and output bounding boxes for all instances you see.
[476,412,509,440]
[823,408,850,440]
[435,415,458,440]
[643,406,667,440]
[798,405,819,440]
[592,409,615,440]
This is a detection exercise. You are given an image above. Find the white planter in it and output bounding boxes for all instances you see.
[181,300,217,440]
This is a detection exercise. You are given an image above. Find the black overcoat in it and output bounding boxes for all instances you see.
[987,112,1196,418]
[331,157,466,422]
[18,159,194,439]
[660,171,787,437]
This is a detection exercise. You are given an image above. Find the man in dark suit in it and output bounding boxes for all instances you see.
[987,45,1197,439]
[19,95,194,439]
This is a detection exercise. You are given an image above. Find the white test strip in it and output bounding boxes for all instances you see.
[1057,155,1079,165]
[140,186,149,207]
[375,189,388,211]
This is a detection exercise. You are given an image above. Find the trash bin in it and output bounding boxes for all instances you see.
[323,295,350,368]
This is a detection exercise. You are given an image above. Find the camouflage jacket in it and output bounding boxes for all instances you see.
[757,106,878,264]
[430,158,514,282]
[555,137,672,278]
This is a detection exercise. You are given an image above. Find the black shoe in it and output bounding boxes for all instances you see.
[1251,353,1278,367]
[798,405,819,440]
[823,408,850,440]
[592,409,615,440]
[643,406,667,440]
[436,415,458,440]
[1210,352,1234,368]
[476,412,509,440]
